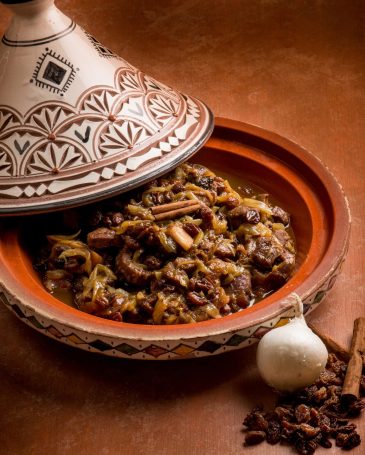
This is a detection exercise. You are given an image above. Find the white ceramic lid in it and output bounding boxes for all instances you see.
[0,0,213,215]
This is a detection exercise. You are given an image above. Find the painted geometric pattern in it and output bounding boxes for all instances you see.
[0,65,202,199]
[0,289,298,360]
[0,253,344,360]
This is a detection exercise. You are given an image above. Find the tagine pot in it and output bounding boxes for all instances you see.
[0,0,213,215]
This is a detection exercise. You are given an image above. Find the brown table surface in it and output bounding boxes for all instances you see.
[1,1,364,454]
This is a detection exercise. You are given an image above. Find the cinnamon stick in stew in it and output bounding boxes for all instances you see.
[151,200,201,221]
[341,317,365,401]
[151,199,199,215]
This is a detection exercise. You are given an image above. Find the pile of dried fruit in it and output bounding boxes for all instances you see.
[243,354,365,454]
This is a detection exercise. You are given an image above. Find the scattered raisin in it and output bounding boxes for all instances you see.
[295,404,311,423]
[244,431,266,446]
[266,420,281,445]
[294,438,317,455]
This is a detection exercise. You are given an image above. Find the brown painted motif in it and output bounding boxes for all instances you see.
[0,66,212,213]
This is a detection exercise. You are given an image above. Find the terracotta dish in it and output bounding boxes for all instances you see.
[0,119,350,359]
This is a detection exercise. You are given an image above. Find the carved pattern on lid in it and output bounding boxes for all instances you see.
[0,66,212,213]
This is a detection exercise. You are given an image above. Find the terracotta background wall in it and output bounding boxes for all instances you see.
[0,1,364,454]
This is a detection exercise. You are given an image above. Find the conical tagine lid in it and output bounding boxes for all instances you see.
[0,0,213,215]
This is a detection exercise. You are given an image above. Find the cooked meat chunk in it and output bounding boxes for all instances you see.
[228,204,260,228]
[252,237,281,269]
[143,255,163,270]
[272,206,290,226]
[124,236,140,250]
[87,227,116,249]
[115,249,153,286]
[274,229,291,246]
[225,272,252,309]
[252,250,295,291]
[187,291,208,306]
[163,262,189,288]
[200,205,214,229]
[214,241,236,259]
[277,249,295,273]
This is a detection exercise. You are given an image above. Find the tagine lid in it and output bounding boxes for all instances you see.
[0,0,213,216]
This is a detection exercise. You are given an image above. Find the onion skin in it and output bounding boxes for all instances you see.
[256,316,328,392]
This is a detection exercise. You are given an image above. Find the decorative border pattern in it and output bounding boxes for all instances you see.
[2,21,76,47]
[83,30,121,60]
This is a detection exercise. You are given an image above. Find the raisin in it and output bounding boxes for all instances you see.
[318,416,331,435]
[309,408,320,426]
[298,423,320,439]
[316,370,337,386]
[335,433,346,447]
[347,399,365,417]
[242,410,265,430]
[87,209,102,226]
[313,387,327,403]
[266,420,281,444]
[186,291,208,306]
[183,222,200,237]
[224,196,240,209]
[294,438,317,455]
[274,406,293,420]
[249,412,268,431]
[306,385,318,401]
[318,437,332,448]
[212,177,226,195]
[343,432,361,450]
[244,431,266,446]
[295,404,311,423]
[102,211,123,227]
[246,209,260,224]
[171,182,184,193]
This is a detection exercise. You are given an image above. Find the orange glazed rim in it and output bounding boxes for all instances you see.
[0,118,350,342]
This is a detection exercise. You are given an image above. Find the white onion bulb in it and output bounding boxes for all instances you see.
[256,312,328,392]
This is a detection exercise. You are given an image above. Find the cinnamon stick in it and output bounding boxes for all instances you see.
[151,200,199,215]
[152,201,201,221]
[341,317,365,401]
[308,322,350,363]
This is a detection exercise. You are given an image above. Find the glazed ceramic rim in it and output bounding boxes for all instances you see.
[0,118,350,341]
